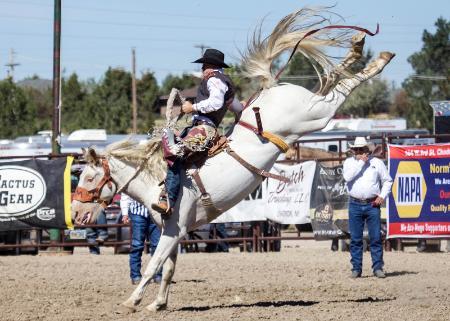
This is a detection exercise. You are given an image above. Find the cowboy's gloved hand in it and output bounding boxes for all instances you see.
[182,101,194,114]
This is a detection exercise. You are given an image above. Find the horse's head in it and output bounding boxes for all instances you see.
[71,147,117,225]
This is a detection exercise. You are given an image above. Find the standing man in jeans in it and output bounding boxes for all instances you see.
[120,193,162,285]
[343,137,392,279]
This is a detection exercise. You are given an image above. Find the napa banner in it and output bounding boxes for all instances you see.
[0,157,74,231]
[263,161,316,224]
[387,144,450,238]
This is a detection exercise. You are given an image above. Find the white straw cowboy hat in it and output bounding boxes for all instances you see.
[349,136,369,148]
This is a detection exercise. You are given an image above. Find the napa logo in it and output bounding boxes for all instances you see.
[392,161,427,218]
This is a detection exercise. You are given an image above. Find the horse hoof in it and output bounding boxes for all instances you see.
[117,302,136,314]
[146,302,167,312]
[380,51,395,62]
[352,31,366,44]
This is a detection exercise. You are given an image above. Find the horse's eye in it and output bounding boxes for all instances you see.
[87,177,94,182]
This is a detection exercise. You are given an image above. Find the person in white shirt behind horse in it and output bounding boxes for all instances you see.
[343,137,392,279]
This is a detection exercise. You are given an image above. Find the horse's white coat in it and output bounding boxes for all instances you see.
[71,8,394,312]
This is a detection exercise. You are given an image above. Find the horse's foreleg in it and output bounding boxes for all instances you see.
[146,250,178,312]
[121,233,183,310]
[333,51,395,96]
[316,32,366,95]
[305,51,395,131]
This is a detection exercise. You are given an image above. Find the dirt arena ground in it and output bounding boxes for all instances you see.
[1,239,449,321]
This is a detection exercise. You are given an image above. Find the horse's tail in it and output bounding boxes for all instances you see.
[241,7,354,89]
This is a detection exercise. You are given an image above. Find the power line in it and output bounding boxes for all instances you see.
[0,0,251,22]
[0,31,246,44]
[0,14,249,32]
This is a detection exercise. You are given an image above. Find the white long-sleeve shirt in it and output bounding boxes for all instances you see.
[120,193,149,218]
[343,156,393,200]
[192,69,243,114]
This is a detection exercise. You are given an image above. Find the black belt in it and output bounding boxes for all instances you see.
[350,196,377,204]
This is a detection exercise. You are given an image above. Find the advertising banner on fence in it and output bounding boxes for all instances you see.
[310,164,349,240]
[213,184,267,223]
[262,161,316,224]
[387,144,450,238]
[0,157,74,231]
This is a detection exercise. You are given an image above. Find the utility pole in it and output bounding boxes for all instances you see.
[194,44,209,71]
[131,47,137,134]
[194,44,209,56]
[52,0,62,155]
[49,0,61,249]
[5,48,20,79]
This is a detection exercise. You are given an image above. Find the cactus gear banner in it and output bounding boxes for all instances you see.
[0,157,74,231]
[387,144,450,238]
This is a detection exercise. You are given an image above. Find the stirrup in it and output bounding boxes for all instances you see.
[151,200,168,214]
[151,195,172,217]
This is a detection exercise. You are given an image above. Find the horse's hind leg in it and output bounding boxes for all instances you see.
[316,32,366,95]
[333,51,395,96]
[146,250,178,312]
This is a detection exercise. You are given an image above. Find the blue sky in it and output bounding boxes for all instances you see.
[0,0,448,87]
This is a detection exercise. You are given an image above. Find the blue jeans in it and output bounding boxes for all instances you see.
[86,210,108,254]
[129,213,162,280]
[348,199,384,273]
[165,158,181,207]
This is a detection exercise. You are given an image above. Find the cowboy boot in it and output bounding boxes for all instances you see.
[151,188,172,216]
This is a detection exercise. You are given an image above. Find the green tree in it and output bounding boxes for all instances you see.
[226,63,259,101]
[339,79,391,117]
[90,67,133,134]
[402,17,449,130]
[282,53,320,90]
[136,70,159,132]
[160,73,197,95]
[0,79,37,138]
[61,73,89,133]
[23,86,52,132]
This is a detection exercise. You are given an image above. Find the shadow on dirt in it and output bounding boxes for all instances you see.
[178,300,318,311]
[385,271,418,277]
[178,279,207,283]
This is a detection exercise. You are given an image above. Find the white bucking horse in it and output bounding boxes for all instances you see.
[71,8,394,312]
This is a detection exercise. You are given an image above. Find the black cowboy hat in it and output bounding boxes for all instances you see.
[192,48,230,68]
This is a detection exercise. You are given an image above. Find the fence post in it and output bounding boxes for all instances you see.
[256,224,262,252]
[242,222,247,252]
[252,224,257,252]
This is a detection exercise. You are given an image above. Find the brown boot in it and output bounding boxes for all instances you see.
[151,200,168,214]
[151,194,172,217]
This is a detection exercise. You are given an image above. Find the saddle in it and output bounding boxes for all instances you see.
[185,135,229,168]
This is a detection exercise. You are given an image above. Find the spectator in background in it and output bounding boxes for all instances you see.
[86,208,108,255]
[206,223,229,252]
[121,193,162,285]
[343,137,392,279]
[71,166,108,255]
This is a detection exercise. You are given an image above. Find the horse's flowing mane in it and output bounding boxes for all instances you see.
[104,137,166,182]
[241,7,354,89]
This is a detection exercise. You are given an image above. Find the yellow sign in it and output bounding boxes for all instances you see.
[392,161,427,218]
